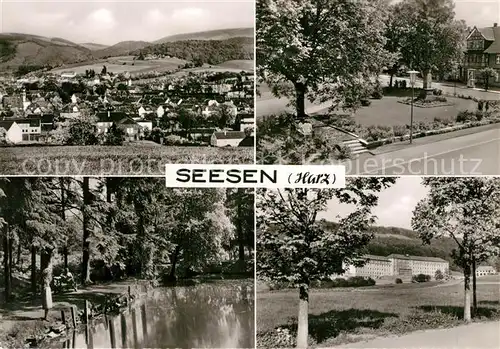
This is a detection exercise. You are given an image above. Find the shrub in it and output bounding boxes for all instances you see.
[400,80,407,88]
[478,100,484,111]
[456,110,476,123]
[435,269,444,280]
[392,125,407,137]
[418,90,427,100]
[395,278,403,284]
[164,134,188,145]
[412,273,431,283]
[476,110,484,121]
[361,99,371,106]
[363,125,392,142]
[435,96,447,102]
[433,88,443,96]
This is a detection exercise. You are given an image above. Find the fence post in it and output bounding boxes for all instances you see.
[84,300,90,324]
[61,309,66,325]
[70,306,77,327]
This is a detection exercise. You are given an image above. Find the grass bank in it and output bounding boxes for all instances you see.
[257,277,500,348]
[0,145,254,175]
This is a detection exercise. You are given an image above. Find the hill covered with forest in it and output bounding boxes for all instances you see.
[133,37,254,65]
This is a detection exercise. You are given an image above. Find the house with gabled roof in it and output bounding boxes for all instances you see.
[96,111,142,141]
[0,120,22,144]
[463,23,500,86]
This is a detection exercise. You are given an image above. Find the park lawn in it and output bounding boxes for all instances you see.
[350,96,477,127]
[0,145,253,175]
[257,279,500,348]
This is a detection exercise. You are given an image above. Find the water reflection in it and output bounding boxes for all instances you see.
[50,282,254,348]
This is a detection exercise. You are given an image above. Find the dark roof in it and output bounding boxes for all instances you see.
[484,26,500,53]
[238,135,254,147]
[0,120,16,129]
[387,254,447,263]
[9,118,40,127]
[96,112,130,122]
[116,118,139,126]
[213,131,246,140]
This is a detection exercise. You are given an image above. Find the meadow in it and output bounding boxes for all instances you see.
[50,56,189,75]
[0,145,254,175]
[257,276,500,348]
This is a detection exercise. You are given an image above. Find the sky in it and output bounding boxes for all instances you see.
[0,0,254,45]
[318,177,429,230]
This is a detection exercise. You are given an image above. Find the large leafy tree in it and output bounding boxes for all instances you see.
[257,177,396,348]
[412,178,500,322]
[396,0,467,88]
[257,0,392,118]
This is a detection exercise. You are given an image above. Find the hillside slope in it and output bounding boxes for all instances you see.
[0,33,94,70]
[135,37,254,65]
[79,43,109,51]
[154,27,253,44]
[93,41,151,58]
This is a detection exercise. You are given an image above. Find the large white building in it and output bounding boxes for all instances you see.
[476,266,497,277]
[343,254,449,279]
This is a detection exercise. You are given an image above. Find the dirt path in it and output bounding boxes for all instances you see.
[335,321,500,349]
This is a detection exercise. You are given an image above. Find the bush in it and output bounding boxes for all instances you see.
[478,100,484,111]
[456,110,476,123]
[435,96,447,102]
[363,125,392,142]
[395,278,403,284]
[361,98,371,106]
[476,110,484,121]
[412,274,431,283]
[392,125,407,137]
[435,269,444,280]
[433,88,443,96]
[164,134,188,145]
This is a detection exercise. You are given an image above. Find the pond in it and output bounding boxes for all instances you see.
[50,281,254,348]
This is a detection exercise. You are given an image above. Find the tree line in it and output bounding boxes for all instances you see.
[0,178,254,302]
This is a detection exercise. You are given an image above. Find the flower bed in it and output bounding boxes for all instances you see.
[362,116,500,149]
[398,97,455,108]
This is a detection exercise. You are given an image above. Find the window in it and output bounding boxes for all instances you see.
[497,55,500,65]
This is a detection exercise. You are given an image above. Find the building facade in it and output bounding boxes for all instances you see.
[463,23,500,87]
[476,266,497,277]
[344,254,449,279]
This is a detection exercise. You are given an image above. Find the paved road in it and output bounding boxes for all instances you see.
[335,321,500,349]
[345,126,500,175]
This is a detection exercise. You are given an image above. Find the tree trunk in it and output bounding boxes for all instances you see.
[60,178,68,271]
[389,73,394,88]
[422,70,432,89]
[296,283,309,348]
[472,257,477,317]
[3,224,11,302]
[485,78,489,91]
[295,82,306,119]
[237,189,245,262]
[168,245,181,282]
[8,238,13,288]
[81,177,92,285]
[463,268,472,322]
[31,244,37,296]
[17,243,21,266]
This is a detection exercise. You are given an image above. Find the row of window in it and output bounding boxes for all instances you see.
[466,53,500,65]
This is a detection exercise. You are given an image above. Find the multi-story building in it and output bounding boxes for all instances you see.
[476,266,497,277]
[343,254,449,279]
[463,23,500,87]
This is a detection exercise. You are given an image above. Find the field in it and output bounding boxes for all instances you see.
[257,276,500,347]
[217,60,254,71]
[0,145,254,175]
[50,56,189,75]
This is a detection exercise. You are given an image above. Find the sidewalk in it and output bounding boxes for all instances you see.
[335,321,500,349]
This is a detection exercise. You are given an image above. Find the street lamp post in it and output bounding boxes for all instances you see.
[407,70,419,144]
